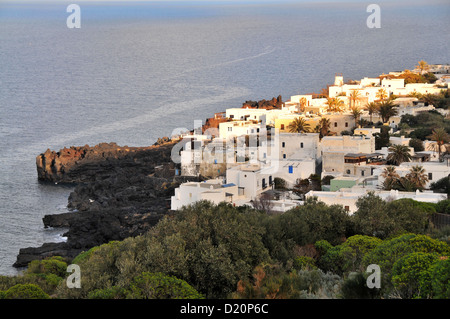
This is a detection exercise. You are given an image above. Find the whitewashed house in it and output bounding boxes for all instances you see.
[306,187,447,214]
[321,135,376,176]
[171,178,240,210]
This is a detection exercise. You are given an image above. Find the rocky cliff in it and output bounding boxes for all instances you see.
[15,141,200,268]
[35,142,168,183]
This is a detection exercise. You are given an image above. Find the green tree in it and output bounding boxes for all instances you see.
[339,272,381,299]
[416,60,430,74]
[427,127,450,161]
[314,117,332,139]
[316,235,383,276]
[273,177,287,190]
[352,192,390,238]
[409,138,424,152]
[352,194,432,239]
[288,117,311,133]
[430,257,450,298]
[57,202,270,299]
[126,272,203,299]
[387,144,412,165]
[430,177,450,197]
[350,106,363,128]
[374,125,390,149]
[349,89,362,108]
[391,252,440,299]
[232,264,342,299]
[405,165,429,191]
[377,100,398,123]
[26,256,68,278]
[3,284,50,299]
[381,166,400,190]
[376,88,388,101]
[366,102,379,123]
[362,233,450,297]
[325,97,344,113]
[293,256,317,271]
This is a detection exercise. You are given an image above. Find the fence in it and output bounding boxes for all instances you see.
[430,213,450,229]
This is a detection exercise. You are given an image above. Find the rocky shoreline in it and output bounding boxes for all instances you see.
[14,96,283,268]
[14,140,200,268]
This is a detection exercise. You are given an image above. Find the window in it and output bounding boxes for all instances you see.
[228,127,232,132]
[288,165,293,174]
[300,142,304,148]
[361,170,365,176]
[345,122,348,127]
[428,173,433,180]
[282,142,285,148]
[281,124,285,130]
[334,122,338,127]
[346,169,351,174]
[283,154,286,159]
[344,206,350,212]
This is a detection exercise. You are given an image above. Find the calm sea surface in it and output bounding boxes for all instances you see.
[0,0,448,275]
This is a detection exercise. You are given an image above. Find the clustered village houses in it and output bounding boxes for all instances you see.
[169,63,450,214]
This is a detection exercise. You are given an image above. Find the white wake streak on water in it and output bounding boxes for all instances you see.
[11,86,251,161]
[163,46,276,80]
[7,47,275,162]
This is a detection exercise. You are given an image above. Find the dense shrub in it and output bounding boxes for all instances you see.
[362,233,450,297]
[3,284,50,299]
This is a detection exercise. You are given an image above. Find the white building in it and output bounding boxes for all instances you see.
[226,163,274,200]
[171,178,239,210]
[321,135,376,176]
[219,120,265,140]
[225,107,267,125]
[277,132,321,161]
[374,160,450,189]
[306,187,447,214]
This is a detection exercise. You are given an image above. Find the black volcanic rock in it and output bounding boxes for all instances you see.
[15,140,200,268]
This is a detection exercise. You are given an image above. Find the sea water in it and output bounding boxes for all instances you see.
[0,0,448,275]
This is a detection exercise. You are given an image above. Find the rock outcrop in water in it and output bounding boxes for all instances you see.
[36,142,162,183]
[14,140,200,268]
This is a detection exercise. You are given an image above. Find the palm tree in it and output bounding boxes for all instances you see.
[387,144,412,166]
[349,89,362,108]
[405,165,429,190]
[366,102,379,123]
[427,128,450,161]
[376,88,388,101]
[288,117,311,133]
[377,100,398,123]
[381,166,400,190]
[394,177,417,192]
[350,106,363,128]
[314,118,331,139]
[419,93,437,107]
[325,97,344,113]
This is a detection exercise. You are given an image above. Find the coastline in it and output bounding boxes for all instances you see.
[14,139,192,268]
